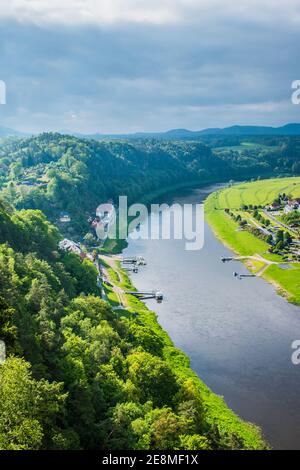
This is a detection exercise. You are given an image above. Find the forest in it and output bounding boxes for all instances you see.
[0,133,299,238]
[0,201,266,450]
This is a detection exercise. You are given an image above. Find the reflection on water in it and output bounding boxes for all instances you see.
[124,185,300,450]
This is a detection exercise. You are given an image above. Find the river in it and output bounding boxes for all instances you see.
[123,184,300,450]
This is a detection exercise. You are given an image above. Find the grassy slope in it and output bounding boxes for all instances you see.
[101,258,268,450]
[205,177,300,305]
[217,177,300,208]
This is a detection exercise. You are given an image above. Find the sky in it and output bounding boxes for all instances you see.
[0,0,300,134]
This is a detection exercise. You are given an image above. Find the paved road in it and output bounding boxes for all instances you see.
[249,217,272,236]
[263,210,299,236]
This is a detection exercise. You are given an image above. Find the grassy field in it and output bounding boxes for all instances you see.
[205,177,300,305]
[215,177,300,209]
[263,263,300,305]
[214,142,279,153]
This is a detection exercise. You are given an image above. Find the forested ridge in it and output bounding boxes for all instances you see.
[0,200,267,450]
[0,133,299,237]
[0,134,227,232]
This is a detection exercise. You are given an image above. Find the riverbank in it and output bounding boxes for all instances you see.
[99,253,268,450]
[204,178,300,306]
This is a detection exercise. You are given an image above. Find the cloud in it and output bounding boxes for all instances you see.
[1,0,300,26]
[1,0,181,25]
[0,1,299,132]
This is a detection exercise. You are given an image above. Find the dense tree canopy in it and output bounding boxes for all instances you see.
[0,203,266,450]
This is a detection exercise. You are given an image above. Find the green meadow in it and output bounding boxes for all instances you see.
[205,177,300,305]
[215,177,300,209]
[214,142,279,153]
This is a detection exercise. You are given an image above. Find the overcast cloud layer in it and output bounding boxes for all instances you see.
[0,0,300,133]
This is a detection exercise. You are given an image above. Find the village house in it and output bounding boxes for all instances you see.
[284,200,300,214]
[59,212,71,223]
[59,238,95,262]
[268,202,281,211]
[59,238,82,256]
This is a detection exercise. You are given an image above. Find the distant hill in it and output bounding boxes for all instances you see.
[200,123,300,137]
[0,125,27,137]
[1,123,300,140]
[81,123,300,140]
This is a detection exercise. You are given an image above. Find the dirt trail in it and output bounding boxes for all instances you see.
[235,254,278,277]
[236,254,277,265]
[99,254,127,307]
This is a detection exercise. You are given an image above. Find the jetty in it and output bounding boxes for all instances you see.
[233,272,256,280]
[221,256,234,263]
[122,265,139,273]
[125,290,164,303]
[122,256,147,266]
